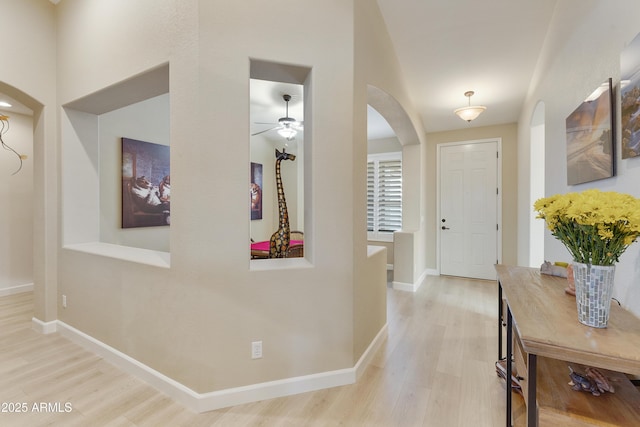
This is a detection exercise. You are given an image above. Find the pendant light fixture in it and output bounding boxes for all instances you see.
[454,91,486,122]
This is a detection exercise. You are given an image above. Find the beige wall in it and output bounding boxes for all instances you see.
[426,123,519,269]
[0,112,33,294]
[517,0,640,317]
[353,0,426,360]
[49,0,393,398]
[0,0,58,321]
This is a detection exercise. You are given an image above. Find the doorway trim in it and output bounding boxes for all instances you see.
[436,138,503,277]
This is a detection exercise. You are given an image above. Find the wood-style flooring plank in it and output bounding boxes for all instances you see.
[0,276,522,426]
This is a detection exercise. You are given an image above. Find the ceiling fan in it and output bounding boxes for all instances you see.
[252,94,303,141]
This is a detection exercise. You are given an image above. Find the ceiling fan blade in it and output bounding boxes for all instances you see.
[254,122,278,125]
[251,126,279,136]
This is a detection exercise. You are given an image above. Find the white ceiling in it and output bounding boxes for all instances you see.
[376,0,558,133]
[9,1,558,139]
[250,1,558,140]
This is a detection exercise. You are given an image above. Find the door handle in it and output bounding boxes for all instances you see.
[441,226,450,230]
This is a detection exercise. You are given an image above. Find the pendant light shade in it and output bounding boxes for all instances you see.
[454,91,486,122]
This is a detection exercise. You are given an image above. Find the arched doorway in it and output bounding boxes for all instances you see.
[0,84,35,297]
[366,85,423,291]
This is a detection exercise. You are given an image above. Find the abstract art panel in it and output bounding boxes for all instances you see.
[566,79,614,185]
[621,32,640,159]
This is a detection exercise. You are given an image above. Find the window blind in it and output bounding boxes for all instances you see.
[367,153,402,241]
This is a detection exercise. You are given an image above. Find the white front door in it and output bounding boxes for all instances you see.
[439,140,499,280]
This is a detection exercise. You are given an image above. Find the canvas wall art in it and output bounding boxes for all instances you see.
[250,162,263,220]
[621,32,640,159]
[566,79,615,185]
[121,137,170,228]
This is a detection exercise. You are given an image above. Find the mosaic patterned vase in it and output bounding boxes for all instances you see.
[572,262,616,328]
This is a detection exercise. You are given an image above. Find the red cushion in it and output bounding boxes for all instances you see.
[251,240,303,251]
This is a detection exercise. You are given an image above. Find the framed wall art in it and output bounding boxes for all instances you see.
[121,137,170,228]
[621,32,640,159]
[250,162,263,220]
[566,78,615,185]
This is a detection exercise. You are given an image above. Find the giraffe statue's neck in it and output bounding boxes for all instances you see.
[275,158,289,230]
[269,149,296,258]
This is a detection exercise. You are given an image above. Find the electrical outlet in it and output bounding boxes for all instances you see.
[251,341,262,359]
[62,295,67,308]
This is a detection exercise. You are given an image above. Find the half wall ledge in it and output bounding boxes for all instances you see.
[63,242,170,268]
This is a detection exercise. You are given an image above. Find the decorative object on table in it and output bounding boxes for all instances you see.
[0,115,24,175]
[572,262,616,327]
[566,78,615,185]
[540,260,568,278]
[121,137,170,228]
[566,264,575,296]
[269,148,296,258]
[621,32,640,159]
[568,365,615,396]
[250,162,263,220]
[534,189,640,327]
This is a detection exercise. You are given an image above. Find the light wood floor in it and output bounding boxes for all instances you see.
[0,275,524,426]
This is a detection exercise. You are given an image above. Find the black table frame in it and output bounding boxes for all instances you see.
[499,280,538,427]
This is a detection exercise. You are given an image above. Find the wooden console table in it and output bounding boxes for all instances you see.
[496,264,640,426]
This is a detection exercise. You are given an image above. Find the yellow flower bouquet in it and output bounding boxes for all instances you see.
[534,189,640,266]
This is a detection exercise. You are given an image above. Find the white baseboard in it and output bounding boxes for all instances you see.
[392,268,437,292]
[52,320,387,413]
[392,281,417,292]
[0,282,34,297]
[354,323,387,380]
[32,317,58,334]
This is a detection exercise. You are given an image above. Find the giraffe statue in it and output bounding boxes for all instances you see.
[269,148,296,258]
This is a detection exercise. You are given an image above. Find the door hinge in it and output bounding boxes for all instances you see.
[496,224,499,231]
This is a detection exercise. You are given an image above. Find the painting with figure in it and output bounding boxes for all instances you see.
[251,162,263,220]
[566,79,614,185]
[621,32,640,159]
[121,137,170,228]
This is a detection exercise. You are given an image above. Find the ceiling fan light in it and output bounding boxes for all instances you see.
[277,127,297,140]
[454,105,486,122]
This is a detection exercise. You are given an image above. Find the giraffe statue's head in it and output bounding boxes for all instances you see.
[276,148,296,161]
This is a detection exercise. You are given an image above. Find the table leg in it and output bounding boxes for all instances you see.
[498,282,503,360]
[528,353,537,427]
[506,306,513,427]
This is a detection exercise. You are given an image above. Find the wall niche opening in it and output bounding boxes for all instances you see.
[61,64,171,267]
[249,60,311,265]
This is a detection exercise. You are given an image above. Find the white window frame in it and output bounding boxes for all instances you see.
[367,152,402,242]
